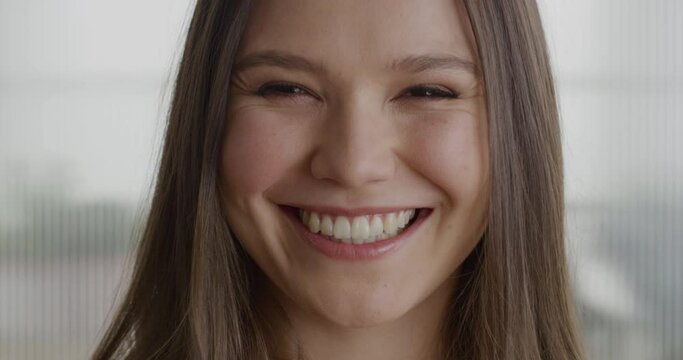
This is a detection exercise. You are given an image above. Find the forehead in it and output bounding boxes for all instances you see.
[236,0,477,73]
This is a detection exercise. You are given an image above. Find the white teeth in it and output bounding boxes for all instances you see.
[351,217,370,244]
[383,213,398,236]
[297,208,419,244]
[320,215,334,236]
[333,216,352,242]
[369,216,383,237]
[397,210,407,228]
[307,212,320,233]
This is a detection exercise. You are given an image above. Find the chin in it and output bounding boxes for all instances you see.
[306,285,418,329]
[321,305,409,329]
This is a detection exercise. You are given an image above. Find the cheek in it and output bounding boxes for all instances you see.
[219,108,311,272]
[404,112,488,202]
[221,109,307,196]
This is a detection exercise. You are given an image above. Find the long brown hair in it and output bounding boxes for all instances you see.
[92,0,585,358]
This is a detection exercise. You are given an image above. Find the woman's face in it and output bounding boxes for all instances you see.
[220,0,488,327]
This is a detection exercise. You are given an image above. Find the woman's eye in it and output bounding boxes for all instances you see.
[254,82,457,102]
[402,86,458,100]
[256,82,311,98]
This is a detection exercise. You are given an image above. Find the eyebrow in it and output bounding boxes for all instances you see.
[232,50,324,74]
[388,54,477,74]
[232,50,478,75]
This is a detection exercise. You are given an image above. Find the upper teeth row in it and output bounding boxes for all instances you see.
[298,209,417,244]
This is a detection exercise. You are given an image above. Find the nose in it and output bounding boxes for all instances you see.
[310,95,396,188]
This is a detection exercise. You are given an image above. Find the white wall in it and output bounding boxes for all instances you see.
[0,1,194,358]
[541,1,682,358]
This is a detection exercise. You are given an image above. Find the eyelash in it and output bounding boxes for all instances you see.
[256,82,317,100]
[255,82,458,101]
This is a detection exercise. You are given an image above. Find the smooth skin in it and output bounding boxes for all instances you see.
[220,0,489,358]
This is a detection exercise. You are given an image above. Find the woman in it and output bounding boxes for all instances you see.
[93,0,585,358]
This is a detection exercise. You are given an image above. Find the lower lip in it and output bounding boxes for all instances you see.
[281,206,432,261]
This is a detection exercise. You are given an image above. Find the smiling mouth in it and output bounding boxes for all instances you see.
[283,206,424,244]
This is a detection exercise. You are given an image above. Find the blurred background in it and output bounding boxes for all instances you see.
[0,0,680,358]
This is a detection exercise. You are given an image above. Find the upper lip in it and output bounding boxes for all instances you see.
[281,204,425,217]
